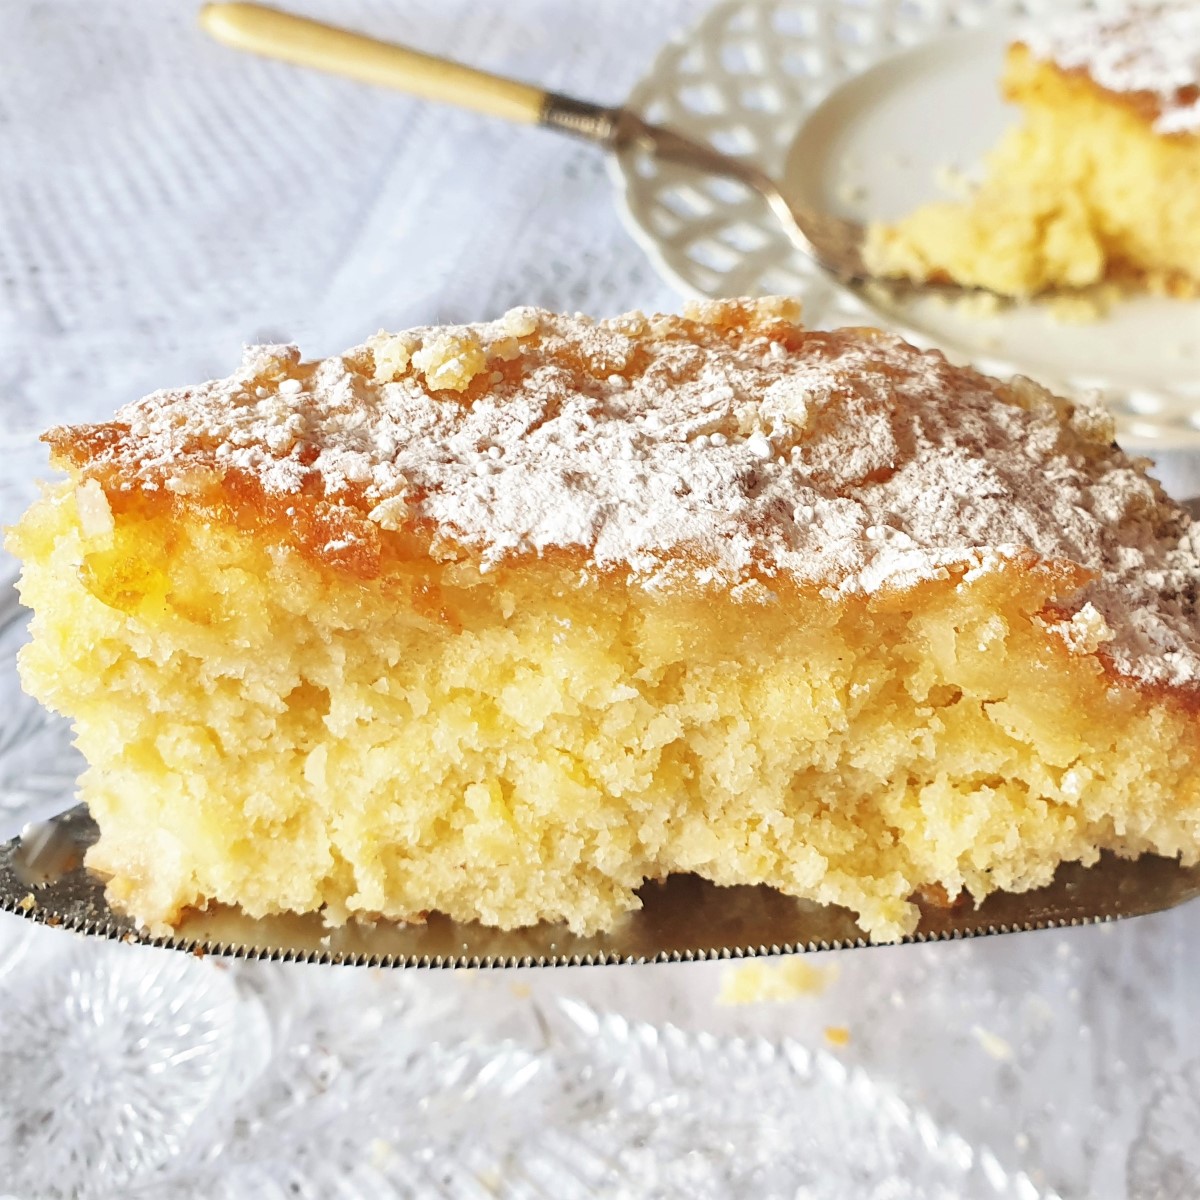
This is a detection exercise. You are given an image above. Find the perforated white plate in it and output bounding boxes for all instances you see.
[612,0,1200,449]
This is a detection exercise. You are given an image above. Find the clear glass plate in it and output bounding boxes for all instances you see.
[0,914,1055,1200]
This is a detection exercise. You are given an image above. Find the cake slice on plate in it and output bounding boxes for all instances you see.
[865,3,1200,299]
[8,298,1200,943]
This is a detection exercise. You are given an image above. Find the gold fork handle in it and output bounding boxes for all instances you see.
[200,2,550,125]
[197,2,861,280]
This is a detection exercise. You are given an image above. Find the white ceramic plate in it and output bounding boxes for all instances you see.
[613,0,1200,449]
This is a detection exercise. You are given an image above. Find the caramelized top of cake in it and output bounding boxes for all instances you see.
[45,298,1200,687]
[1021,3,1200,135]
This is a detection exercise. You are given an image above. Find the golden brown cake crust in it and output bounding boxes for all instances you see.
[1019,4,1200,138]
[1010,45,1200,141]
[42,299,1200,693]
[47,300,811,581]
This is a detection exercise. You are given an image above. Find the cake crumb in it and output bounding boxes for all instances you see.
[824,1025,851,1047]
[412,332,487,393]
[717,957,837,1005]
[367,491,412,532]
[17,893,35,913]
[239,343,300,381]
[369,331,417,383]
[502,307,540,338]
[972,1024,1014,1061]
[74,478,115,547]
[934,162,973,200]
[953,291,1005,320]
[1041,602,1116,655]
[1047,290,1109,324]
[836,180,867,206]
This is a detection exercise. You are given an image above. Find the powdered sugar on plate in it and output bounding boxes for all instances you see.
[45,298,1200,689]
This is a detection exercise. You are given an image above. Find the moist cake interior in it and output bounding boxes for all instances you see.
[14,485,1200,942]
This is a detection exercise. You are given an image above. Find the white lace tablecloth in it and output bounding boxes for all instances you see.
[1,4,1197,1198]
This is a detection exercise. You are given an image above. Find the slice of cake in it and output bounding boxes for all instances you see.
[865,4,1200,299]
[8,299,1200,943]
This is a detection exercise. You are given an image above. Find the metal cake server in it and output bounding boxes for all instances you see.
[1,806,1198,966]
[198,2,880,290]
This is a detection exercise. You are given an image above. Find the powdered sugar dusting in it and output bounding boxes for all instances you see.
[1023,3,1200,135]
[50,300,1200,690]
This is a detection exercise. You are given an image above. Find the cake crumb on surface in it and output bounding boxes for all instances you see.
[411,331,487,393]
[972,1025,1015,1062]
[718,958,838,1005]
[368,331,416,382]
